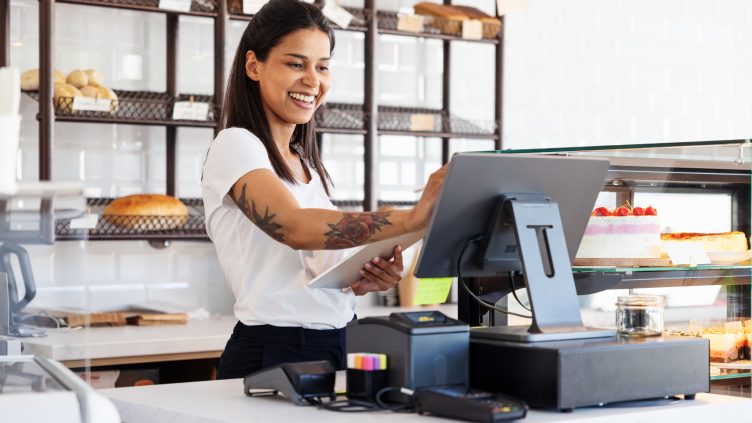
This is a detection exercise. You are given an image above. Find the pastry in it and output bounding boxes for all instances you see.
[103,194,189,230]
[576,206,662,259]
[661,232,748,252]
[66,69,89,89]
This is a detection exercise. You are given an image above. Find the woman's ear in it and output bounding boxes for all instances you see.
[245,50,261,81]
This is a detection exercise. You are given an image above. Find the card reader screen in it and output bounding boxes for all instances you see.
[394,311,448,325]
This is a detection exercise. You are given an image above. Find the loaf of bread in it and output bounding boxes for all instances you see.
[451,5,500,23]
[103,194,189,230]
[20,68,66,91]
[413,2,467,20]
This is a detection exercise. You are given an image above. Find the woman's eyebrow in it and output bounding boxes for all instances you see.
[284,53,331,61]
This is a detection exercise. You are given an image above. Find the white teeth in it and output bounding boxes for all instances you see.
[289,92,315,103]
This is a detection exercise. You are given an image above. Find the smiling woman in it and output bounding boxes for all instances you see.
[202,0,447,380]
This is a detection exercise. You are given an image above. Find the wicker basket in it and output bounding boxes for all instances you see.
[422,15,501,39]
[422,15,464,36]
[481,19,502,39]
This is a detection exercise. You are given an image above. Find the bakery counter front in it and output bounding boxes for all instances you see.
[101,374,752,423]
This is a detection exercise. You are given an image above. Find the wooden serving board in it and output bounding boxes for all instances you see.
[573,258,673,267]
[124,312,188,326]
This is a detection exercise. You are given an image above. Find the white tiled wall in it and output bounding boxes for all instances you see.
[8,0,750,313]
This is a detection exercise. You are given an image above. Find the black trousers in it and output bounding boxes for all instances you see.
[217,321,347,380]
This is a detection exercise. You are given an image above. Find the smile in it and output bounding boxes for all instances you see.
[288,92,316,104]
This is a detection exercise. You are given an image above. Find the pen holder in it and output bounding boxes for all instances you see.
[346,369,388,402]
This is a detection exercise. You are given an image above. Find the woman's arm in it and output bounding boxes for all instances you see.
[230,165,446,250]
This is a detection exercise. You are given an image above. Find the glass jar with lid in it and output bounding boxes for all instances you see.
[616,294,665,337]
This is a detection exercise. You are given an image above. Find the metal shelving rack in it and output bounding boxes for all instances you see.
[2,0,503,239]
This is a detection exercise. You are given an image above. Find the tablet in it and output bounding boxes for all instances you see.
[307,230,425,290]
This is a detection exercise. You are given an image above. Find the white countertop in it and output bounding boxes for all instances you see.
[102,377,752,423]
[21,305,458,363]
[20,316,238,362]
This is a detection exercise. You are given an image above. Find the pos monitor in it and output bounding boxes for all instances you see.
[414,153,613,342]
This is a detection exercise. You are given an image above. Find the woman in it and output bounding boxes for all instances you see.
[202,0,446,379]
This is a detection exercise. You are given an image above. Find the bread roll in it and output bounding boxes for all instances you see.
[54,83,83,112]
[80,85,100,98]
[20,68,66,91]
[83,69,104,86]
[103,194,189,230]
[66,69,89,89]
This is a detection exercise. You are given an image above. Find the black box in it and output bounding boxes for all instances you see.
[470,335,709,411]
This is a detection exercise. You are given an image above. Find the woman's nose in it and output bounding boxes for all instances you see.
[302,67,319,88]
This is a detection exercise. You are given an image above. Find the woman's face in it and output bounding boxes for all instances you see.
[246,28,331,127]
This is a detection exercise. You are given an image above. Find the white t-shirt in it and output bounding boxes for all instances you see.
[202,127,355,329]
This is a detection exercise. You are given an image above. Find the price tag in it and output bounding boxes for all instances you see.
[243,0,267,15]
[664,242,711,266]
[322,2,353,29]
[462,19,483,40]
[496,0,530,16]
[72,96,112,112]
[172,101,209,121]
[158,0,191,13]
[69,214,99,229]
[410,113,436,132]
[412,278,453,305]
[397,14,424,33]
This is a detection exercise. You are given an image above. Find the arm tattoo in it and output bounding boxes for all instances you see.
[324,212,392,249]
[232,183,284,242]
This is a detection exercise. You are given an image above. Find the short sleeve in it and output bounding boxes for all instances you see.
[203,127,274,200]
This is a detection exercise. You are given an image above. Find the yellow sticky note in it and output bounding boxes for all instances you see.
[412,278,453,305]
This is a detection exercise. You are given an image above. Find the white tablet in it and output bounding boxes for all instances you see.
[307,230,425,290]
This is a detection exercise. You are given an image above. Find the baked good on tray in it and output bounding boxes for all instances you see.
[576,206,662,259]
[661,232,748,252]
[103,194,188,230]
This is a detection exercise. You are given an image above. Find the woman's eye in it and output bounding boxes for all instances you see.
[288,63,303,69]
[317,66,329,72]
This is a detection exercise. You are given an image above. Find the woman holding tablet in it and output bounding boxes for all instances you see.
[202,0,445,379]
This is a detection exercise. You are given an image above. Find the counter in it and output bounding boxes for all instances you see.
[21,305,457,367]
[102,377,752,423]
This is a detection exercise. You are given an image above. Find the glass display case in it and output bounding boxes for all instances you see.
[470,139,751,389]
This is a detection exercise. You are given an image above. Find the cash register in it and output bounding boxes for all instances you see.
[413,153,709,411]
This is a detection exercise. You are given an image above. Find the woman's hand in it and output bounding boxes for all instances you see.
[351,245,404,296]
[406,164,448,232]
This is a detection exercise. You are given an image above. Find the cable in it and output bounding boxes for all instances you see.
[508,271,532,312]
[375,387,415,412]
[458,235,533,320]
[316,386,415,413]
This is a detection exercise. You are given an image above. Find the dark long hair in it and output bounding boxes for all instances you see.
[221,0,334,194]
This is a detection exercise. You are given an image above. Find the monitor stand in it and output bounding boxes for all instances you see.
[471,194,614,343]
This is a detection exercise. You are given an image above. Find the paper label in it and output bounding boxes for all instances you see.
[242,0,267,15]
[413,278,453,305]
[322,2,353,29]
[72,96,112,112]
[410,113,436,132]
[664,242,711,266]
[172,101,209,121]
[462,19,483,40]
[496,0,530,16]
[158,0,191,13]
[69,214,99,229]
[397,14,424,33]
